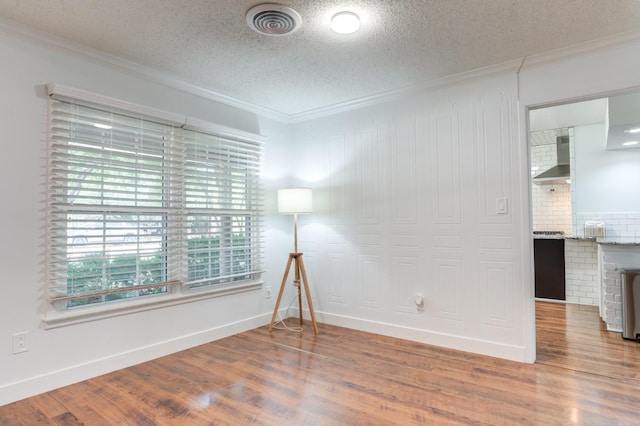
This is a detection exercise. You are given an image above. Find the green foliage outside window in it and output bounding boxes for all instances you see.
[66,253,165,307]
[67,234,251,306]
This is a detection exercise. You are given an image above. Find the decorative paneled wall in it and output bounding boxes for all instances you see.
[288,74,527,361]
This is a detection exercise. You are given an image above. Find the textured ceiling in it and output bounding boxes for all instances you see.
[2,0,640,117]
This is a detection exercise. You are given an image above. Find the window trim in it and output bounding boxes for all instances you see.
[45,83,265,324]
[43,280,263,329]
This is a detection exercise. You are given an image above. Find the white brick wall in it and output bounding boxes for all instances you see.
[531,129,572,234]
[598,244,640,332]
[564,239,599,305]
[601,258,623,332]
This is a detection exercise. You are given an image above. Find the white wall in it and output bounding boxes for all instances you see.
[573,123,640,213]
[285,73,531,362]
[0,30,290,405]
[570,123,640,241]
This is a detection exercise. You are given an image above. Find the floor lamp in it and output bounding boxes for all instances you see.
[269,187,319,334]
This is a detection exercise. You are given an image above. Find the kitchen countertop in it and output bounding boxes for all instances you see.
[533,233,570,240]
[532,234,640,245]
[593,238,640,245]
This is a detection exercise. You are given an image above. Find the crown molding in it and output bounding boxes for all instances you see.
[285,59,524,123]
[521,28,640,71]
[0,17,289,122]
[288,29,640,123]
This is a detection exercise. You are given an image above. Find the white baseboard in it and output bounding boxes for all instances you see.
[305,310,529,363]
[0,312,273,406]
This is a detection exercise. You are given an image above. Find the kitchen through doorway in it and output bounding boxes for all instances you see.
[529,98,608,365]
[528,92,640,365]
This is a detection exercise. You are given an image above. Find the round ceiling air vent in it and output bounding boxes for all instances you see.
[246,4,302,36]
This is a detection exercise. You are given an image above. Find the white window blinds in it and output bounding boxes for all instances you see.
[184,130,264,288]
[47,89,264,308]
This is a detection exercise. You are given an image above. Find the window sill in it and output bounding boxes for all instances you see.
[43,280,264,329]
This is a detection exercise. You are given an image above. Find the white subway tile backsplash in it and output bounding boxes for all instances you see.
[531,130,572,234]
[575,212,640,240]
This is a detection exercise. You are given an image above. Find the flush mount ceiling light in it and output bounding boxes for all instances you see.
[623,141,639,146]
[625,127,640,133]
[246,4,302,36]
[331,11,360,34]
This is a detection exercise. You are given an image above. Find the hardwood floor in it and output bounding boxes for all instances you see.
[2,302,640,425]
[536,301,640,382]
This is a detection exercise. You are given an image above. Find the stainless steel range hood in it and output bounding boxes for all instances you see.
[533,135,570,182]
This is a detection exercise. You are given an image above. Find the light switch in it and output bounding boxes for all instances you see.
[496,197,508,214]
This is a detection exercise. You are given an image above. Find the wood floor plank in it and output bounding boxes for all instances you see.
[535,301,640,382]
[2,302,640,424]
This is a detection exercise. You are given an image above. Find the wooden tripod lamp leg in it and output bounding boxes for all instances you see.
[269,254,294,332]
[294,255,303,327]
[297,255,319,335]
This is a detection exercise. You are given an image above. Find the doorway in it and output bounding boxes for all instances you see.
[529,92,640,371]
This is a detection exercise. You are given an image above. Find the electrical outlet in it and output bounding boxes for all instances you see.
[12,332,28,354]
[265,286,273,299]
[415,293,425,311]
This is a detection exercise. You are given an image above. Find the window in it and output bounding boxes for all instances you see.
[47,86,264,309]
[183,128,263,288]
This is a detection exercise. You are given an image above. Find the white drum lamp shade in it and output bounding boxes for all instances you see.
[278,188,312,214]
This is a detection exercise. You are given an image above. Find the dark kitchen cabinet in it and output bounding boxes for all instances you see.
[534,238,566,300]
